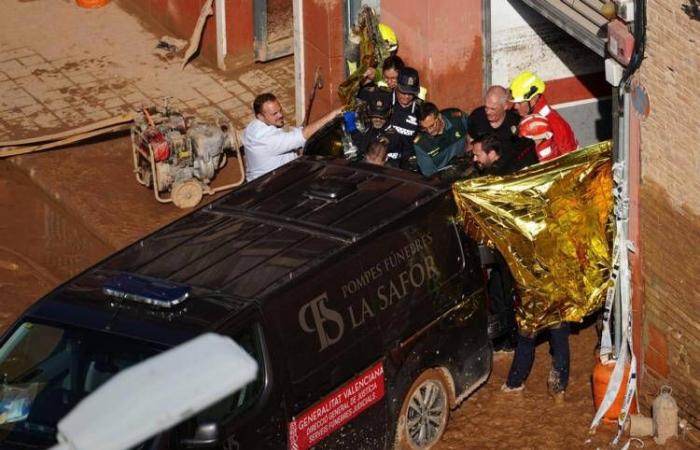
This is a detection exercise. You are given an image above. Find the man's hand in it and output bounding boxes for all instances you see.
[361,67,376,85]
[302,106,344,140]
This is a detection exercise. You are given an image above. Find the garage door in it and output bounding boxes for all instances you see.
[521,0,609,56]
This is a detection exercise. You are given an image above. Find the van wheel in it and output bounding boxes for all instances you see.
[395,369,449,450]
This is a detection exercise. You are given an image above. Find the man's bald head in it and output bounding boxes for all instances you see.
[485,85,508,105]
[484,85,509,126]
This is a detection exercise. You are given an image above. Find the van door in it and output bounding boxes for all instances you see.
[176,321,287,450]
[278,252,389,450]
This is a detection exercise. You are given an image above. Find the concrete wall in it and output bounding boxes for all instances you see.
[301,0,345,123]
[637,0,700,435]
[300,0,485,121]
[381,0,483,111]
[490,0,611,145]
[118,0,254,65]
[490,0,602,87]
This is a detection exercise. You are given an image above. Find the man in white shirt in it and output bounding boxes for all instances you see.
[243,93,342,181]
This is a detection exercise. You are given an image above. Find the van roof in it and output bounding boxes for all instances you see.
[29,158,444,335]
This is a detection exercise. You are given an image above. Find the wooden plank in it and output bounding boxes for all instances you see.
[215,0,227,70]
[181,0,215,70]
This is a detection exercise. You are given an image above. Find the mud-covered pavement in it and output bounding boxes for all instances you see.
[0,137,188,331]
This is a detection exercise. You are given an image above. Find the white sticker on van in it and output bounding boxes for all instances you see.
[288,361,384,450]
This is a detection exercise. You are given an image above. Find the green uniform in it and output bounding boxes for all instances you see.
[412,108,469,176]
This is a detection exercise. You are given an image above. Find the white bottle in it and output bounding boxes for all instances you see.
[652,385,679,444]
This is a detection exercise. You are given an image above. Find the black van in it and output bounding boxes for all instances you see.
[0,125,492,450]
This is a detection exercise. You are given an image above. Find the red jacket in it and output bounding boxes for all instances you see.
[531,96,578,160]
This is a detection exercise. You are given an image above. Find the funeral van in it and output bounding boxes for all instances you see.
[0,128,492,450]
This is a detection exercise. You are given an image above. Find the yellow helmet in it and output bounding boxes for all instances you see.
[378,23,398,52]
[509,71,546,102]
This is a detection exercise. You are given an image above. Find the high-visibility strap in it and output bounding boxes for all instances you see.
[589,162,638,448]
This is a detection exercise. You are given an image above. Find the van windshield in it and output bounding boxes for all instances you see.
[0,321,161,444]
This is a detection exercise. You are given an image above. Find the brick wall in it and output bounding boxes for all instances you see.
[381,0,483,111]
[637,0,700,436]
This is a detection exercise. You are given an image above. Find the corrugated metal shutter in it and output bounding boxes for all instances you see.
[521,0,609,56]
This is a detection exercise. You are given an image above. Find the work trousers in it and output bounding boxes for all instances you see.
[487,251,517,340]
[505,323,570,392]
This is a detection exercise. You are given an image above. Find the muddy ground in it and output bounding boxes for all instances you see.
[268,0,294,44]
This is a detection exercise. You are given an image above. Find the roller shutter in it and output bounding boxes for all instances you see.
[521,0,609,56]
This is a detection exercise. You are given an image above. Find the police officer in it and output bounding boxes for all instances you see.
[411,102,469,177]
[389,67,423,141]
[351,90,411,168]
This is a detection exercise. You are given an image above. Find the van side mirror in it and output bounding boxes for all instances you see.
[180,422,220,449]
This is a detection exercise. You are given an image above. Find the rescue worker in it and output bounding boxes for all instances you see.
[518,114,559,162]
[351,90,410,167]
[412,102,469,176]
[358,56,404,103]
[472,133,570,401]
[504,321,571,403]
[470,133,537,357]
[509,71,578,157]
[390,67,423,141]
[471,133,537,176]
[468,85,528,156]
[243,93,342,181]
[360,57,427,104]
[378,55,404,91]
[378,22,399,55]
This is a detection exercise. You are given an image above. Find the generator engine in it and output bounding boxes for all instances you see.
[132,108,242,208]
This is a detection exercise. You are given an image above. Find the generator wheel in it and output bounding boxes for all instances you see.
[171,180,203,209]
[395,369,450,450]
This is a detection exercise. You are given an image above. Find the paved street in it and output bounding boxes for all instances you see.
[0,0,295,141]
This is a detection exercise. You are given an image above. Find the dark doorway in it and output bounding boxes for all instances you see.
[254,0,293,61]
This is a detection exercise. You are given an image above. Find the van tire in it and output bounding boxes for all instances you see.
[394,368,450,450]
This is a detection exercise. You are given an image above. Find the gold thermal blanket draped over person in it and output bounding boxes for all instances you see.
[453,141,615,334]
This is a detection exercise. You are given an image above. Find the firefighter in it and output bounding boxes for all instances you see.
[509,71,578,157]
[518,114,561,162]
[378,22,398,54]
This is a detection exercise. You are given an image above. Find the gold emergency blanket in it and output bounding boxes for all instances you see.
[453,141,614,334]
[337,7,391,105]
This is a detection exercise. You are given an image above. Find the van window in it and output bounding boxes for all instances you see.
[0,322,160,441]
[195,324,265,422]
